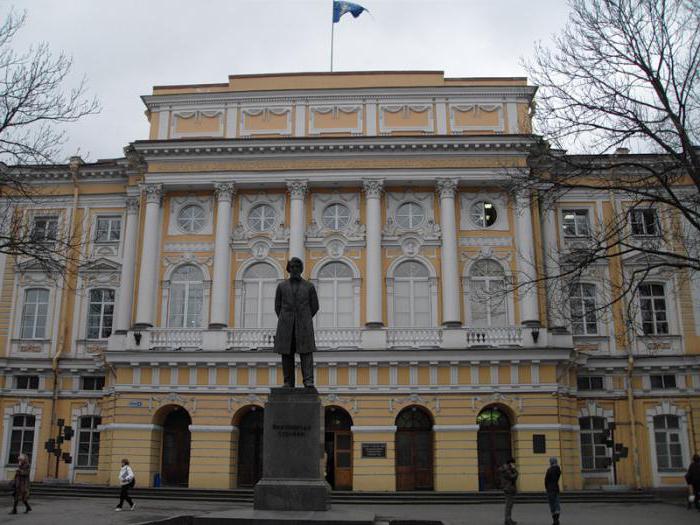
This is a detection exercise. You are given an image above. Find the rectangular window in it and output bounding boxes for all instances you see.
[20,288,49,339]
[630,208,659,236]
[562,209,591,237]
[653,415,683,470]
[76,416,101,468]
[30,216,58,244]
[570,283,598,335]
[95,216,121,243]
[15,375,39,390]
[650,374,677,390]
[639,283,669,335]
[86,289,115,339]
[577,376,604,391]
[8,415,35,465]
[579,416,610,470]
[81,376,105,391]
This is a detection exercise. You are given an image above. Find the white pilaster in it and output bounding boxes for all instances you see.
[515,190,540,326]
[437,178,461,326]
[134,184,162,328]
[115,197,140,332]
[363,179,384,327]
[541,204,566,329]
[209,182,235,328]
[287,180,308,266]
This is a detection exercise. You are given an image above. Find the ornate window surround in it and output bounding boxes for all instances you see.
[233,257,283,329]
[385,255,439,327]
[0,400,42,481]
[646,401,691,487]
[462,256,514,327]
[460,191,509,231]
[577,401,614,483]
[159,261,212,328]
[310,256,361,328]
[68,401,102,480]
[168,196,213,236]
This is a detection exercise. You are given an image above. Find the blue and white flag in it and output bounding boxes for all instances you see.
[333,1,368,23]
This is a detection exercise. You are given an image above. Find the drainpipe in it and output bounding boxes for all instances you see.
[46,156,81,479]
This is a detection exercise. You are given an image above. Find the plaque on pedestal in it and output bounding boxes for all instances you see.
[254,387,330,511]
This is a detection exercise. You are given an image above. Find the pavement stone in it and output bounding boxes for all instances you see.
[1,496,697,525]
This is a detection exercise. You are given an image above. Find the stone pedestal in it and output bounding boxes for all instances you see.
[254,387,330,511]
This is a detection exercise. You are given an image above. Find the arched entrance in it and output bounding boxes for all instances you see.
[477,405,512,491]
[324,406,353,490]
[237,407,264,487]
[395,405,434,491]
[159,405,192,487]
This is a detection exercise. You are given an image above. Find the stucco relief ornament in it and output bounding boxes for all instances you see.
[214,182,236,202]
[251,240,270,259]
[272,222,290,241]
[422,219,441,238]
[383,217,399,236]
[362,178,384,198]
[287,180,308,199]
[436,178,458,198]
[327,239,345,258]
[401,237,421,257]
[231,223,247,241]
[306,220,323,238]
[141,183,163,205]
[126,197,140,214]
[347,219,366,238]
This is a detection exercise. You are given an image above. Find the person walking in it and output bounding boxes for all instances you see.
[545,457,562,525]
[499,457,518,525]
[9,454,31,514]
[115,458,136,511]
[686,453,700,511]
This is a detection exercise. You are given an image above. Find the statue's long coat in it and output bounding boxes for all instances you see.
[273,277,319,355]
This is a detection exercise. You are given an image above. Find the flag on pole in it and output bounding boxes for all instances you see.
[333,1,369,23]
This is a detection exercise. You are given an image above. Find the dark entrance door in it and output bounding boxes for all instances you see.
[237,408,264,487]
[477,406,512,491]
[161,406,191,486]
[324,407,353,490]
[395,406,433,491]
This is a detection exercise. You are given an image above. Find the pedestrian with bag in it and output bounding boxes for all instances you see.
[9,454,31,514]
[115,458,136,511]
[545,457,562,525]
[498,457,518,525]
[686,453,700,511]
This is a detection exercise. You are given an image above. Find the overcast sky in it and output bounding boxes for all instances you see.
[8,0,571,162]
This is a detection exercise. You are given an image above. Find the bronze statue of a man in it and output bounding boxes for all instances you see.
[274,257,319,388]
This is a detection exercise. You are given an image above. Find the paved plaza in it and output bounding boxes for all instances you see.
[1,496,697,525]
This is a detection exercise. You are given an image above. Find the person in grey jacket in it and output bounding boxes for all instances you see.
[499,458,518,525]
[545,457,562,525]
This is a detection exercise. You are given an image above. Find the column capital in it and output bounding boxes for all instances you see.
[214,182,236,202]
[125,196,140,214]
[286,179,308,199]
[362,179,384,198]
[140,183,163,205]
[436,178,458,199]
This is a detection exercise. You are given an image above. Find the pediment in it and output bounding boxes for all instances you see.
[622,252,672,268]
[79,258,122,274]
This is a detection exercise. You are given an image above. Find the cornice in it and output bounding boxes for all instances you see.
[142,86,538,110]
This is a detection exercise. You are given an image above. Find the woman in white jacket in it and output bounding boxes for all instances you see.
[115,458,135,511]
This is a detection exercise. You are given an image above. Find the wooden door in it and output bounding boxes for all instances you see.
[395,406,434,491]
[324,407,353,490]
[477,406,512,491]
[237,409,264,487]
[161,408,191,486]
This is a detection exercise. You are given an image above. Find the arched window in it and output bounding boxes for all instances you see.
[77,415,102,468]
[87,289,115,339]
[317,262,354,328]
[653,415,683,469]
[393,261,431,327]
[579,416,609,470]
[242,263,278,328]
[21,289,49,339]
[469,260,507,326]
[168,265,204,328]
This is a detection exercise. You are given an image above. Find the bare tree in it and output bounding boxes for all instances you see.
[0,9,100,275]
[513,0,700,331]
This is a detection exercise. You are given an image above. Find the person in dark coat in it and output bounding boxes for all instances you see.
[10,454,31,514]
[686,453,700,511]
[545,457,562,525]
[274,257,319,388]
[498,457,518,525]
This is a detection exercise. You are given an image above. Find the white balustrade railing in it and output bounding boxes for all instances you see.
[149,328,203,349]
[465,326,523,346]
[387,328,443,348]
[315,328,362,349]
[227,328,276,350]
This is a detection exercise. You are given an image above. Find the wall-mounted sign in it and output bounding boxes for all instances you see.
[128,401,143,408]
[361,442,387,458]
[532,434,546,454]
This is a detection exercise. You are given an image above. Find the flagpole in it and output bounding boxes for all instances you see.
[330,0,335,72]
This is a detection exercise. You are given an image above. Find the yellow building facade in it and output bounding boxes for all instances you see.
[0,72,698,492]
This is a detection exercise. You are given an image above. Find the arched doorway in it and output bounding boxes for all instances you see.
[395,405,434,491]
[237,407,264,487]
[324,406,353,490]
[477,405,513,491]
[159,405,192,487]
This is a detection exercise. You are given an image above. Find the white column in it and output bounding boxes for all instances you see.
[541,204,566,330]
[515,190,540,326]
[287,180,308,266]
[363,179,384,327]
[437,178,461,326]
[134,184,162,328]
[115,197,139,332]
[209,182,235,328]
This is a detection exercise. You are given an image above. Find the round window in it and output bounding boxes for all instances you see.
[177,205,206,233]
[471,201,498,228]
[248,204,277,232]
[396,202,425,229]
[322,203,351,230]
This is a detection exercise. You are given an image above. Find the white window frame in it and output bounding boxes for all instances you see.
[561,209,591,237]
[176,204,207,234]
[239,261,279,328]
[30,215,59,244]
[247,203,278,233]
[646,402,691,487]
[94,215,122,243]
[570,282,599,335]
[638,283,669,335]
[75,415,102,470]
[14,375,39,390]
[386,257,438,328]
[466,259,509,327]
[0,400,42,481]
[167,264,205,328]
[578,402,614,484]
[321,203,351,231]
[649,374,677,390]
[20,288,50,339]
[577,376,604,391]
[86,288,115,340]
[630,208,660,237]
[395,202,426,230]
[470,200,498,229]
[314,261,356,328]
